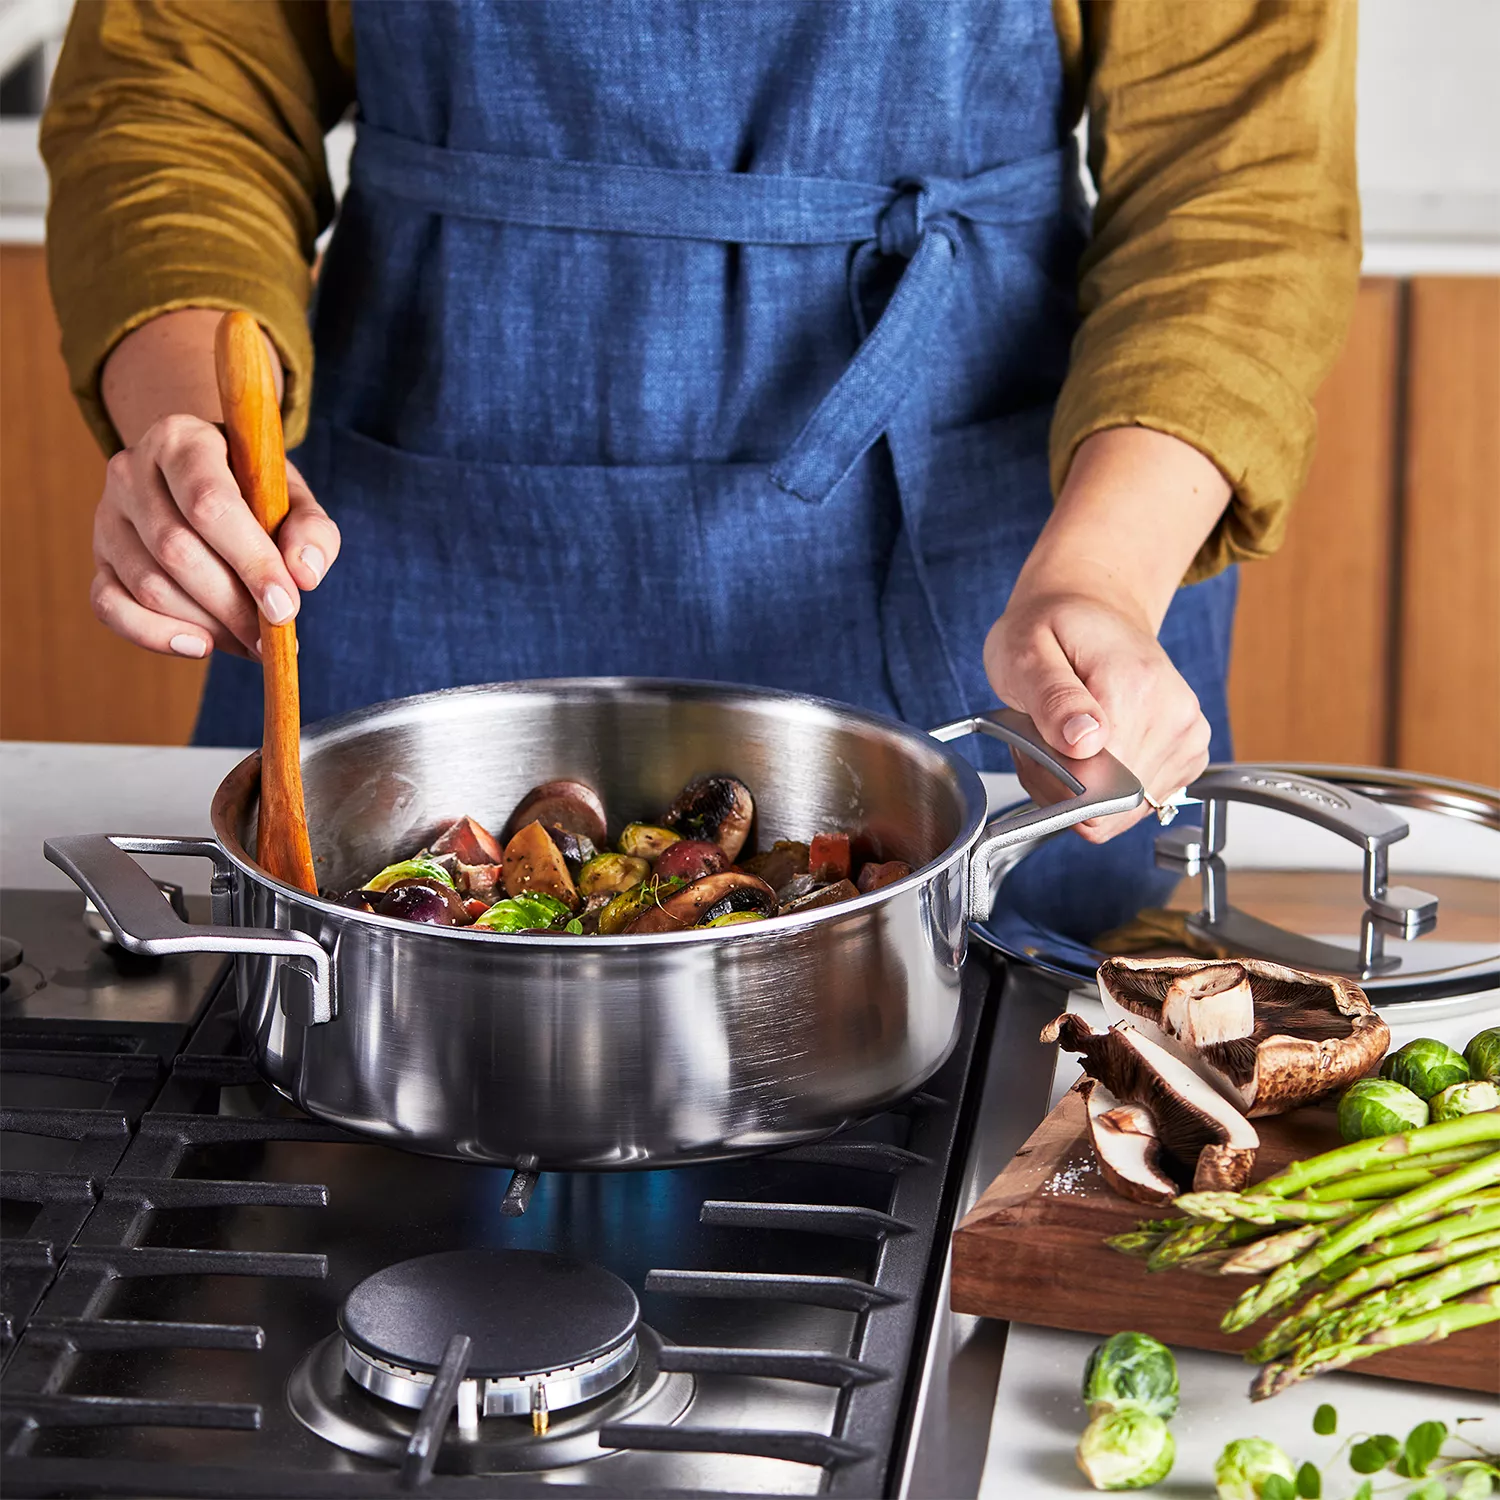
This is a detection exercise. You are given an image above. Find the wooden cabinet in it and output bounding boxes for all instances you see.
[1228,277,1500,788]
[2,243,1497,781]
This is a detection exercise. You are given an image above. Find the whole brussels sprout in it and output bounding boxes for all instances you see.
[1464,1027,1500,1085]
[578,853,650,898]
[1381,1038,1470,1100]
[1339,1078,1429,1141]
[1214,1437,1296,1500]
[1430,1079,1500,1121]
[1082,1332,1180,1420]
[472,892,572,932]
[364,856,456,893]
[1076,1409,1175,1492]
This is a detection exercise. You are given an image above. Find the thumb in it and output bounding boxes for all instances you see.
[1003,631,1109,759]
[278,459,341,593]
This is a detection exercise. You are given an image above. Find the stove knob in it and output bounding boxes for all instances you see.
[0,935,21,973]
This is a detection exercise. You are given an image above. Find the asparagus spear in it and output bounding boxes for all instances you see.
[1106,1229,1166,1257]
[1221,1224,1325,1276]
[1250,1284,1500,1399]
[1248,1116,1500,1200]
[1327,1199,1500,1273]
[1177,1193,1365,1225]
[1303,1163,1446,1202]
[1223,1151,1500,1332]
[1143,1218,1268,1270]
[1247,1229,1500,1361]
[1303,1247,1500,1350]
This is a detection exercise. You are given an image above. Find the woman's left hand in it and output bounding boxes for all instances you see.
[982,426,1232,842]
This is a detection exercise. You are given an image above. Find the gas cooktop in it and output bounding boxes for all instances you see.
[0,887,1048,1497]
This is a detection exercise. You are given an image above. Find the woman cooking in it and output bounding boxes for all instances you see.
[41,1,1356,842]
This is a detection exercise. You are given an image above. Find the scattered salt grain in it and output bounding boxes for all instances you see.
[1043,1155,1097,1196]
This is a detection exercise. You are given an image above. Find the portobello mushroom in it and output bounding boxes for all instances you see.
[1041,1012,1260,1192]
[856,859,912,893]
[626,870,777,934]
[501,780,608,847]
[1097,957,1390,1117]
[779,878,860,915]
[501,820,581,910]
[741,841,809,891]
[663,776,754,862]
[1079,1078,1178,1207]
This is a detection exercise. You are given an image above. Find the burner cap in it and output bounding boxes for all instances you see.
[339,1249,638,1381]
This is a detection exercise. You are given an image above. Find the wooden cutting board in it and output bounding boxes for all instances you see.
[951,1087,1499,1394]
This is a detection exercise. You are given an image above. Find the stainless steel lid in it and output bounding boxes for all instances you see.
[974,764,1499,1008]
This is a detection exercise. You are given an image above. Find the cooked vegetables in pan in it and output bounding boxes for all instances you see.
[332,774,914,935]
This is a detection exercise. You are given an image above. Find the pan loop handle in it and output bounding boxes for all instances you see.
[929,708,1143,922]
[43,834,334,1023]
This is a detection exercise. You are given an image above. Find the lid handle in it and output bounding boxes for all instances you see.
[1157,767,1439,936]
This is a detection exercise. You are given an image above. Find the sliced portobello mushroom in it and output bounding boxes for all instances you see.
[1079,1078,1178,1208]
[779,877,860,915]
[741,840,809,891]
[626,870,777,934]
[430,815,503,867]
[1041,1012,1260,1193]
[1097,956,1390,1118]
[501,780,608,848]
[501,820,581,910]
[663,776,754,862]
[653,839,728,884]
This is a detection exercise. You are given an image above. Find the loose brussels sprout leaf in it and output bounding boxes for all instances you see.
[1076,1410,1175,1491]
[1430,1079,1500,1121]
[1465,1028,1500,1085]
[1214,1437,1297,1500]
[578,853,651,898]
[1382,1038,1470,1100]
[701,910,767,928]
[471,891,572,933]
[364,857,456,894]
[1338,1078,1429,1141]
[1081,1331,1180,1419]
[618,823,682,860]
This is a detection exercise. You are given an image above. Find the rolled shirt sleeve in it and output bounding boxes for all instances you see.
[1052,0,1361,581]
[41,0,353,451]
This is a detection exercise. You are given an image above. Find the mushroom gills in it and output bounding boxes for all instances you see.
[1081,1079,1178,1207]
[1042,1012,1259,1193]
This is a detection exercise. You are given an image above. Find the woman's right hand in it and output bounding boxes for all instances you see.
[91,413,340,660]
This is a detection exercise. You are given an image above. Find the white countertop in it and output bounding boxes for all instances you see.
[2,740,1496,1495]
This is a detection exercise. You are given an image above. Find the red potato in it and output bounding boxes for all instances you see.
[502,780,608,847]
[809,832,851,883]
[654,839,727,884]
[431,815,503,866]
[502,820,580,909]
[856,860,913,894]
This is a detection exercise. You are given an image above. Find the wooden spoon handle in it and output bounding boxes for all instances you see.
[214,311,317,895]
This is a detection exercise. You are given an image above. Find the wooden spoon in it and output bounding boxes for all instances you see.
[214,311,318,895]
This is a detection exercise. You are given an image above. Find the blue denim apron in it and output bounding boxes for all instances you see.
[194,0,1236,771]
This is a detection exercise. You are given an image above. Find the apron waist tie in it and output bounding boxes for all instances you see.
[354,126,1072,503]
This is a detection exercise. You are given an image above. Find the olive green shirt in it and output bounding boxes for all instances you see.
[41,0,1359,581]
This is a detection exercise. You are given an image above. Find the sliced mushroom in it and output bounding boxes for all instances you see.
[1080,1078,1178,1207]
[1097,957,1390,1118]
[626,870,777,934]
[780,877,860,915]
[1041,1012,1260,1192]
[502,780,609,847]
[741,841,809,891]
[663,776,754,862]
[501,820,580,910]
[856,859,912,894]
[430,815,503,867]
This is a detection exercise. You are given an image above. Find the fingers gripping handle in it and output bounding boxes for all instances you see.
[930,708,1143,922]
[43,835,334,1023]
[1155,767,1440,932]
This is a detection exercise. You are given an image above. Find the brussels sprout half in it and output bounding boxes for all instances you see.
[471,892,573,933]
[1430,1079,1500,1121]
[1081,1332,1180,1420]
[363,857,456,894]
[1076,1409,1175,1492]
[1338,1077,1429,1141]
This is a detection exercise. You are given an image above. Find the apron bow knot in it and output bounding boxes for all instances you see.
[876,178,964,261]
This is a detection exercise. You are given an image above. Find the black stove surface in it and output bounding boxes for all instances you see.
[0,890,997,1498]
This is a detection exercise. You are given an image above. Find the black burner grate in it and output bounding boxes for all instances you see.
[2,953,996,1498]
